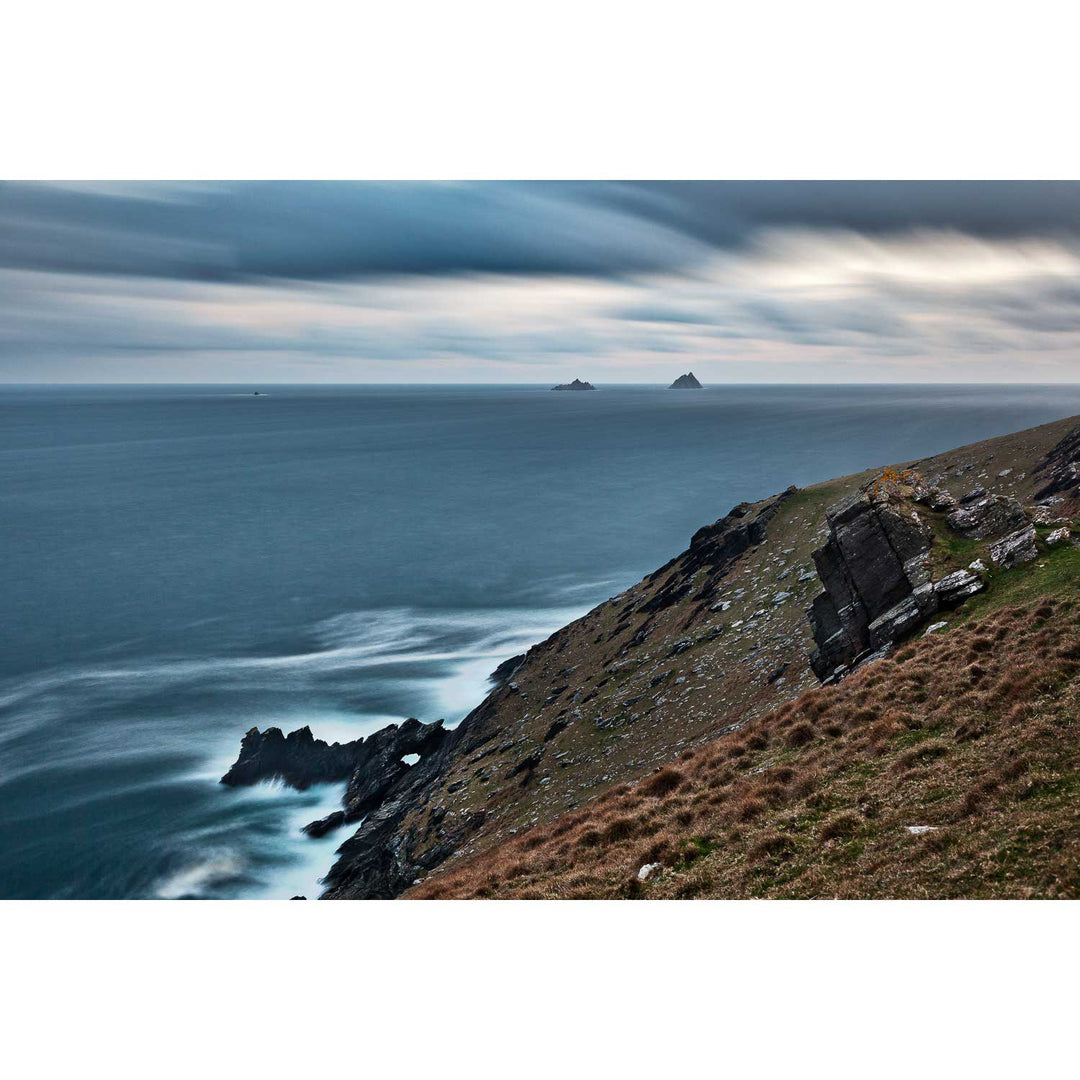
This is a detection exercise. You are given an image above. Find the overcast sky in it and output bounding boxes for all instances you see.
[4,180,1080,383]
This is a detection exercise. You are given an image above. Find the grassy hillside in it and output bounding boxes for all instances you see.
[410,592,1080,899]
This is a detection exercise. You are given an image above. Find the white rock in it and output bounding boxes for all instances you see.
[1046,527,1071,547]
[923,621,948,637]
[637,862,662,881]
[968,559,988,574]
[906,825,938,835]
[998,468,1012,477]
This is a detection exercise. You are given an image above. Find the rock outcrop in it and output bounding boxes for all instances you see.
[807,491,941,680]
[989,526,1038,569]
[551,379,596,391]
[1033,422,1080,500]
[222,717,448,837]
[669,372,703,389]
[220,726,364,789]
[946,493,1028,539]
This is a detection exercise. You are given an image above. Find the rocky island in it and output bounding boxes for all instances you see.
[669,372,703,389]
[551,378,597,391]
[222,414,1080,899]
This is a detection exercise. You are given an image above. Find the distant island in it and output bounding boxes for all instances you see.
[551,379,597,391]
[669,372,703,389]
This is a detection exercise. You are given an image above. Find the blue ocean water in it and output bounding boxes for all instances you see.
[3,383,1080,899]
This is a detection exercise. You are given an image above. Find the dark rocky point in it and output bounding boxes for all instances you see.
[219,726,363,789]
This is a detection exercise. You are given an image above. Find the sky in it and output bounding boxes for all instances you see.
[4,180,1080,384]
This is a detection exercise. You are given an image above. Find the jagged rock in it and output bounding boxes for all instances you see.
[946,494,1028,539]
[220,726,363,789]
[1033,422,1080,500]
[933,570,985,605]
[868,595,923,649]
[641,488,797,614]
[923,621,948,637]
[968,558,988,574]
[668,372,703,389]
[340,718,448,819]
[927,488,957,510]
[1046,527,1071,547]
[303,810,345,837]
[990,526,1039,568]
[959,486,987,504]
[807,492,934,679]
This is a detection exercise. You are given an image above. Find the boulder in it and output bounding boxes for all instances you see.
[989,526,1039,569]
[933,569,985,606]
[1046,526,1071,547]
[927,488,957,510]
[946,494,1028,539]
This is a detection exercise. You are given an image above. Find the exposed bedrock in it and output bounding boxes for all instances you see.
[221,717,448,839]
[220,726,364,789]
[641,486,798,617]
[807,490,986,681]
[946,493,1028,539]
[1033,421,1080,501]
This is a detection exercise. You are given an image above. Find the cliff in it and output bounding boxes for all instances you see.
[222,413,1080,898]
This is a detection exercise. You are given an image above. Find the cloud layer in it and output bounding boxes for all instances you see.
[4,181,1080,382]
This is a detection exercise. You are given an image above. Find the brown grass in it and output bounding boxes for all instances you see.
[408,598,1080,900]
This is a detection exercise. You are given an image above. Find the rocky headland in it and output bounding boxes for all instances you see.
[222,413,1080,898]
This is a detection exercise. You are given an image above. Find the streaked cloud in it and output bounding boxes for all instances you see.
[4,181,1080,382]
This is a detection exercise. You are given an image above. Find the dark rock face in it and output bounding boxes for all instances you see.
[1033,422,1080,500]
[220,726,363,789]
[946,494,1028,539]
[551,378,596,391]
[669,371,703,389]
[808,492,939,680]
[223,717,448,850]
[318,695,511,898]
[807,478,1039,680]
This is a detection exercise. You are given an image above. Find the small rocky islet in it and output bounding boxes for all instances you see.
[221,413,1080,899]
[551,378,596,391]
[669,371,703,389]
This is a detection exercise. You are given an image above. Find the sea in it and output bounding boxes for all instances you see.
[4,383,1080,899]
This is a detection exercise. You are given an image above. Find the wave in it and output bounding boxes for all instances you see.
[154,850,246,899]
[0,602,596,897]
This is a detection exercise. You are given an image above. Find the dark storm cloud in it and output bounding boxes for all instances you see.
[0,182,706,283]
[5,181,1080,286]
[621,181,1080,248]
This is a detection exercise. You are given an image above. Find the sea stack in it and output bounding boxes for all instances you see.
[551,378,597,391]
[669,372,703,389]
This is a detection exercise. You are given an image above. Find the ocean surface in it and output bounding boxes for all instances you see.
[4,383,1080,899]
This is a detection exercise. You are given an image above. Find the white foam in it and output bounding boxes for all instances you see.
[154,851,245,899]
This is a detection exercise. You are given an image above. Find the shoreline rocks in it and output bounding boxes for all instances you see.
[219,726,363,789]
